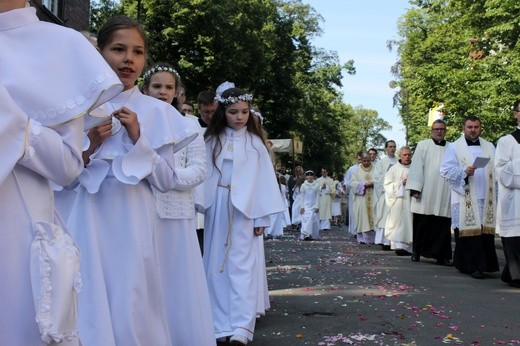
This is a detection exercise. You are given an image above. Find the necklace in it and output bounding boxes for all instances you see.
[109,88,135,135]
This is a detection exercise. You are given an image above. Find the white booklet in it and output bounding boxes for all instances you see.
[473,156,490,168]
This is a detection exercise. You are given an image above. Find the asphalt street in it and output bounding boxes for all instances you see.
[250,226,520,346]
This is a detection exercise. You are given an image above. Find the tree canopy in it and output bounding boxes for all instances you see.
[90,0,394,174]
[391,0,520,145]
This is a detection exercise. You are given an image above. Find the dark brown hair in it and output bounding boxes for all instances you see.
[204,87,267,171]
[97,15,148,53]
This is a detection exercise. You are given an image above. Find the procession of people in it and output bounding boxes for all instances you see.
[1,2,519,346]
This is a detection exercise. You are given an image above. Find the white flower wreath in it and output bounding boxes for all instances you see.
[142,65,178,80]
[214,93,254,105]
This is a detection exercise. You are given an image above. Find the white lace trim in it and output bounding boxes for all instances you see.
[153,145,205,219]
[154,188,195,219]
[33,224,81,344]
[27,72,114,123]
[20,119,42,163]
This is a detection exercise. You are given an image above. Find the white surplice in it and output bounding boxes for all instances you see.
[203,127,285,342]
[384,162,413,248]
[0,6,122,346]
[344,163,359,235]
[406,139,451,217]
[299,180,321,239]
[373,155,398,227]
[332,180,343,217]
[316,176,334,228]
[495,131,520,237]
[68,88,196,346]
[350,165,376,235]
[291,185,302,225]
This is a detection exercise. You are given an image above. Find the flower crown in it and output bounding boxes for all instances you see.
[142,65,178,81]
[215,93,254,105]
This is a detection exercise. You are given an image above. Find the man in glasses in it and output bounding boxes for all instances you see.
[440,116,499,279]
[406,119,453,266]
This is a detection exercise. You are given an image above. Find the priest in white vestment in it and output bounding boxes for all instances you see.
[495,101,520,288]
[374,140,398,248]
[350,153,376,244]
[384,147,413,255]
[440,116,499,279]
[316,168,335,231]
[406,119,452,265]
[343,152,362,235]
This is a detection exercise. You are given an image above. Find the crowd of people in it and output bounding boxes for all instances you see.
[1,6,285,346]
[2,3,520,346]
[276,110,520,289]
[337,113,520,288]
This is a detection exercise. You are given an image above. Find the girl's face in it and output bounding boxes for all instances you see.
[225,101,250,130]
[305,174,314,183]
[101,28,145,91]
[145,72,177,104]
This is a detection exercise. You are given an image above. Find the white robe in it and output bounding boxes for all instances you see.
[384,162,413,246]
[374,155,398,228]
[344,163,359,235]
[265,184,290,237]
[406,139,451,217]
[151,120,215,346]
[291,185,302,225]
[332,180,343,217]
[440,136,496,233]
[495,131,520,237]
[0,7,122,346]
[299,180,321,239]
[203,126,285,342]
[350,165,376,234]
[68,88,197,346]
[316,176,334,221]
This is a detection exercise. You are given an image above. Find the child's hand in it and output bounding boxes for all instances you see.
[113,107,140,143]
[87,119,112,148]
[300,208,305,215]
[254,227,264,237]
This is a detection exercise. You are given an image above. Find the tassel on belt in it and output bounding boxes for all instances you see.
[218,183,233,273]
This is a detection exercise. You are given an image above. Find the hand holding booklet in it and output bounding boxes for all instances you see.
[473,156,490,168]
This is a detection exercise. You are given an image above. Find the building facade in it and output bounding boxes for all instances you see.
[31,0,90,32]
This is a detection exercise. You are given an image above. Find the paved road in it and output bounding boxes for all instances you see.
[251,226,520,345]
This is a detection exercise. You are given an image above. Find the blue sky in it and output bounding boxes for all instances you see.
[304,0,410,148]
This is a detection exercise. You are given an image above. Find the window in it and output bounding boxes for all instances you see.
[42,0,59,15]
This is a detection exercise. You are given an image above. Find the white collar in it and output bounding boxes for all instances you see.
[0,6,37,31]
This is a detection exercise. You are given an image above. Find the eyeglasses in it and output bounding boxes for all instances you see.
[432,128,446,131]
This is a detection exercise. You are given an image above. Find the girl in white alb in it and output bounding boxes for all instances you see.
[67,16,196,346]
[203,87,285,345]
[299,171,321,240]
[141,62,215,346]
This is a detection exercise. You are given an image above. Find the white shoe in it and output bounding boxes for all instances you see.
[229,334,248,345]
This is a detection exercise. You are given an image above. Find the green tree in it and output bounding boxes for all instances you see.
[90,0,123,34]
[90,0,389,172]
[391,0,520,146]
